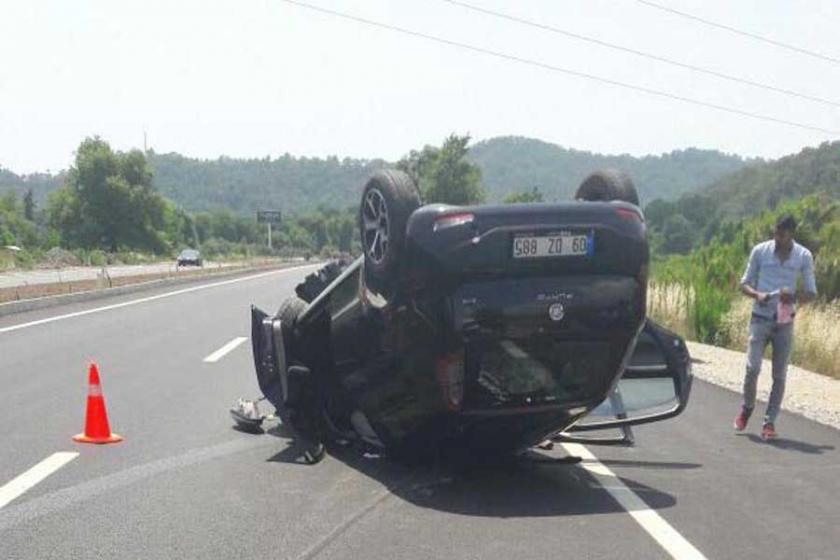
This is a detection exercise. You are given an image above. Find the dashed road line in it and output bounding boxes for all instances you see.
[204,337,248,363]
[0,264,319,335]
[562,442,708,560]
[0,452,79,510]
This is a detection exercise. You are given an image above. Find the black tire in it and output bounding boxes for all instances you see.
[273,299,323,452]
[575,169,640,206]
[276,296,307,364]
[277,296,307,326]
[359,170,421,286]
[295,260,351,303]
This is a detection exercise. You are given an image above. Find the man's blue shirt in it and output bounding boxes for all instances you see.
[740,240,817,318]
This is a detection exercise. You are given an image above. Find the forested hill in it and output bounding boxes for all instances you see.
[699,141,840,219]
[646,141,840,255]
[0,168,64,203]
[146,152,388,214]
[149,138,751,212]
[468,136,750,205]
[1,136,751,214]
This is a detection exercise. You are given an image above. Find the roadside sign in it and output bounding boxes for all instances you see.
[257,210,282,225]
[257,210,282,249]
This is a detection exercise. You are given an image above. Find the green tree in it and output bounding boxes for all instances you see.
[48,137,169,252]
[23,188,35,221]
[396,145,438,189]
[503,187,544,203]
[644,198,675,231]
[662,214,695,254]
[0,192,37,248]
[398,134,484,205]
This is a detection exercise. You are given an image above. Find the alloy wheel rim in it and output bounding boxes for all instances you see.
[362,188,390,265]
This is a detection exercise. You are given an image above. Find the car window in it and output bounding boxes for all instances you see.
[328,265,360,319]
[466,338,615,407]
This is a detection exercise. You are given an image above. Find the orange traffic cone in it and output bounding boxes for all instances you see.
[73,363,123,444]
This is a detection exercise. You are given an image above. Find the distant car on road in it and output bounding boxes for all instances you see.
[176,249,203,267]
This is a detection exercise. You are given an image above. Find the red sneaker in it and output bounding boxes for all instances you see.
[733,407,752,431]
[761,423,777,440]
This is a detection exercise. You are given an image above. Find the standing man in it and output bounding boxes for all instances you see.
[735,214,817,439]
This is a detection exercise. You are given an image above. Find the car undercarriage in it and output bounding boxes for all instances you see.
[239,169,692,464]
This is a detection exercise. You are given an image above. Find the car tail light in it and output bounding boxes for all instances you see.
[614,207,644,223]
[434,212,474,232]
[436,351,465,411]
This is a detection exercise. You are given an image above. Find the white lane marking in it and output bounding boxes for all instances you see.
[0,264,319,335]
[562,443,708,560]
[0,452,79,510]
[204,336,248,363]
[0,439,266,532]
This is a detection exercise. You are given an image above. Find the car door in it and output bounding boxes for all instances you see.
[561,319,693,441]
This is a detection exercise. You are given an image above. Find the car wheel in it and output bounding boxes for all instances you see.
[359,170,421,288]
[295,260,352,303]
[274,298,318,438]
[575,169,640,206]
[277,296,307,360]
[278,296,306,324]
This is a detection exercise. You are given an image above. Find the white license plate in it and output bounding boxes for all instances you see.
[512,233,591,258]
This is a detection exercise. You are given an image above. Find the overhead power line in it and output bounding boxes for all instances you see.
[445,0,840,109]
[634,0,840,65]
[276,0,839,135]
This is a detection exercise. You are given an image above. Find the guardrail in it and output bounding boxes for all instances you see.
[0,259,309,310]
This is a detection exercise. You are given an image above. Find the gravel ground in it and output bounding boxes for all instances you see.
[687,341,840,430]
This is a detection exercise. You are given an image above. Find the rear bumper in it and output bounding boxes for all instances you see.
[404,201,648,284]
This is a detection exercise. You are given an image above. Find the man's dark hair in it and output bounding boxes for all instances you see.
[775,214,797,232]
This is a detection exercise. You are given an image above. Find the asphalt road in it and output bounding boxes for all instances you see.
[1,265,838,560]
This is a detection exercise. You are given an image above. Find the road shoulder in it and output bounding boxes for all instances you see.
[0,260,305,318]
[687,341,840,430]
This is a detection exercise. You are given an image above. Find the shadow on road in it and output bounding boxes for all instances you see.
[259,423,330,466]
[740,433,836,454]
[256,426,680,518]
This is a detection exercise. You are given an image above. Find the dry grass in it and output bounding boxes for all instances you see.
[718,298,840,380]
[649,283,840,380]
[647,282,694,338]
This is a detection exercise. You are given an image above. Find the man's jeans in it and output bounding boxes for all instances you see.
[743,316,794,424]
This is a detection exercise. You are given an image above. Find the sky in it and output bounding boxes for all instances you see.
[1,0,839,173]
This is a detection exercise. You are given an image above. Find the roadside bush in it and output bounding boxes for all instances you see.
[719,297,840,379]
[12,249,36,269]
[0,251,13,270]
[88,250,108,266]
[72,248,109,266]
[319,244,339,259]
[112,251,159,265]
[42,247,81,267]
[200,238,243,259]
[652,195,840,343]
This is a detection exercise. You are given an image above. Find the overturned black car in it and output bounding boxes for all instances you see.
[247,169,692,463]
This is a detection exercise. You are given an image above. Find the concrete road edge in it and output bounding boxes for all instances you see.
[0,261,308,319]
